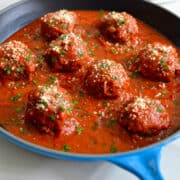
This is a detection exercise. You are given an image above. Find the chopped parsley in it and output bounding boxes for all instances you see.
[77,49,83,58]
[108,119,116,127]
[173,100,180,106]
[51,57,57,63]
[98,111,103,117]
[79,90,85,97]
[112,75,118,80]
[161,90,168,95]
[130,57,139,65]
[100,63,109,68]
[59,49,66,56]
[10,93,22,102]
[76,126,84,135]
[88,50,94,56]
[6,68,11,75]
[110,144,117,153]
[66,107,72,115]
[102,101,108,107]
[118,17,126,25]
[61,24,67,30]
[32,79,38,85]
[129,72,141,79]
[59,106,65,112]
[73,100,79,105]
[49,114,56,121]
[47,76,57,84]
[92,122,98,131]
[60,34,67,40]
[20,127,27,134]
[16,67,23,72]
[61,145,71,152]
[26,54,32,61]
[125,48,130,53]
[40,100,48,108]
[85,111,90,117]
[99,9,104,18]
[156,106,164,113]
[15,107,24,113]
[111,47,118,55]
[159,58,169,70]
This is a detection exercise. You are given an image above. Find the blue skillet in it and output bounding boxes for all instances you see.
[0,0,179,179]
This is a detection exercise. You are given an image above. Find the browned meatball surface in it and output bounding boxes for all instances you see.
[41,10,77,40]
[25,84,71,136]
[0,40,37,81]
[85,59,129,98]
[138,43,178,82]
[99,11,138,44]
[120,97,170,134]
[46,33,90,72]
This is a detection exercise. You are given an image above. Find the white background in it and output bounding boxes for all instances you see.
[0,0,180,180]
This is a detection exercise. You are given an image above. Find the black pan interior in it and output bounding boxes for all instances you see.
[0,0,180,47]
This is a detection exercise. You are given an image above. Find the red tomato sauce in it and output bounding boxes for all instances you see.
[0,11,179,154]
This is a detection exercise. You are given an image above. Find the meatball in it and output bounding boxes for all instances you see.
[85,59,129,98]
[25,84,71,136]
[0,40,37,80]
[139,43,178,82]
[120,97,170,134]
[41,10,77,40]
[46,33,90,72]
[99,11,138,43]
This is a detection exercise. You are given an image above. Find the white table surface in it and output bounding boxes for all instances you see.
[0,0,180,180]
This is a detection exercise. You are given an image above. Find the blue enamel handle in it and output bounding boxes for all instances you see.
[109,133,180,180]
[109,146,163,180]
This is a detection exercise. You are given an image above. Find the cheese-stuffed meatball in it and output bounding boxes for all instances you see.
[139,43,178,82]
[120,97,170,134]
[85,59,129,98]
[46,33,90,72]
[41,10,77,40]
[25,84,71,136]
[0,40,37,80]
[99,11,138,44]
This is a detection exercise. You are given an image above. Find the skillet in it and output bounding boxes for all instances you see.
[0,0,179,179]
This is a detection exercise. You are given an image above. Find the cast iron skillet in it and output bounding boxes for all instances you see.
[0,0,180,179]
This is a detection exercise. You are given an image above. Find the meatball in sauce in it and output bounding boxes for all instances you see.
[120,97,170,135]
[99,11,139,44]
[85,59,129,98]
[138,43,178,82]
[41,10,77,41]
[0,40,37,81]
[46,33,90,72]
[25,84,71,136]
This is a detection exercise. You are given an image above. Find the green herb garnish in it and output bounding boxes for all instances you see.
[173,100,180,106]
[76,127,84,135]
[118,17,125,25]
[61,145,71,152]
[110,144,117,153]
[49,114,56,121]
[156,106,164,113]
[108,119,116,127]
[10,93,22,102]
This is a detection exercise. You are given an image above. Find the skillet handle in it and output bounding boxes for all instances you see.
[109,133,180,180]
[109,146,163,180]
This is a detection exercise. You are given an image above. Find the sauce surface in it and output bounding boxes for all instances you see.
[0,10,179,154]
